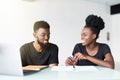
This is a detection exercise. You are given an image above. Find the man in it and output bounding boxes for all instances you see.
[20,21,59,67]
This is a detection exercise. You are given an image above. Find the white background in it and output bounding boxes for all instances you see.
[0,0,119,70]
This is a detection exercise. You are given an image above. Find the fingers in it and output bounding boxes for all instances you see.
[73,52,81,60]
[65,56,78,66]
[65,52,87,66]
[65,58,73,66]
[73,52,87,60]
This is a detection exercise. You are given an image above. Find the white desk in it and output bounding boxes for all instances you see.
[0,66,120,80]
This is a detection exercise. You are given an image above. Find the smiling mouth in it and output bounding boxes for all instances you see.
[44,41,48,44]
[81,40,85,43]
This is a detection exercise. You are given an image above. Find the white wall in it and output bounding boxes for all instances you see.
[0,0,111,65]
[111,14,120,71]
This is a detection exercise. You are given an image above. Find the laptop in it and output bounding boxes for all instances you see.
[0,43,48,76]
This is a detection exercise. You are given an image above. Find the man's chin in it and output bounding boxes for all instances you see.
[82,43,86,46]
[44,42,49,45]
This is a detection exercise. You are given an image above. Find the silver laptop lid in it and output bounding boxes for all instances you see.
[0,43,23,76]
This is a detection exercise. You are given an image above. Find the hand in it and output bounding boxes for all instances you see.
[73,52,87,60]
[65,56,77,66]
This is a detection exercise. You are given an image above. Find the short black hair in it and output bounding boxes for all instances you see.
[33,21,50,32]
[85,14,105,39]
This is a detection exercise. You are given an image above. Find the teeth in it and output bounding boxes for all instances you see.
[44,41,48,43]
[81,40,85,43]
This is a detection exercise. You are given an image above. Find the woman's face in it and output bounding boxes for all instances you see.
[81,27,96,46]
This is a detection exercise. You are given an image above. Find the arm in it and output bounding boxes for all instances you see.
[20,45,27,67]
[74,52,114,69]
[49,63,58,66]
[48,44,59,66]
[86,53,114,69]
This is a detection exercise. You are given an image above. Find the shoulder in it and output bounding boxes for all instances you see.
[20,41,33,49]
[74,43,83,47]
[98,43,110,48]
[98,43,111,55]
[48,43,58,49]
[47,43,59,53]
[73,43,84,50]
[98,43,111,52]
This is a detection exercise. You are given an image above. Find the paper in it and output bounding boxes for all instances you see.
[75,66,98,71]
[51,66,98,71]
[51,66,74,71]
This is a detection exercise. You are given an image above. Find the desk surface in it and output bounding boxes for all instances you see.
[0,66,120,80]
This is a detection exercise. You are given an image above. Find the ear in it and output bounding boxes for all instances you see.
[33,32,37,38]
[92,34,96,39]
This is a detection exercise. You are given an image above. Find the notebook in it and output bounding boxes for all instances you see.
[0,43,48,76]
[23,65,48,73]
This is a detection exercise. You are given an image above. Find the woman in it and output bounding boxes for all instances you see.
[65,14,114,69]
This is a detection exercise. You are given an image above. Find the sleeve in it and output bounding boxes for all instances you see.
[103,44,111,55]
[48,45,59,64]
[20,45,27,66]
[72,44,81,56]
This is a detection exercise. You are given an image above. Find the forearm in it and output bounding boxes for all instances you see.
[49,63,58,66]
[86,56,114,69]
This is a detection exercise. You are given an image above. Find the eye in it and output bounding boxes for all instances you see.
[40,33,45,37]
[83,33,88,37]
[84,33,87,36]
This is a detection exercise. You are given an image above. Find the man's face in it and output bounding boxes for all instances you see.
[34,28,50,47]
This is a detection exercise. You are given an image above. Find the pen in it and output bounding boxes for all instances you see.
[68,56,75,68]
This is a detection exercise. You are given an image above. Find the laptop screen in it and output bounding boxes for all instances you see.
[0,43,49,76]
[0,43,23,76]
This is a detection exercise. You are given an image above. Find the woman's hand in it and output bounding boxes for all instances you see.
[73,52,114,69]
[73,52,87,60]
[65,56,77,66]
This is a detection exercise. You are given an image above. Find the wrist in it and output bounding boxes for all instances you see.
[85,55,88,60]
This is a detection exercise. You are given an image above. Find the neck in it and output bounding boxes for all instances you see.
[86,41,99,56]
[33,41,42,52]
[86,41,98,50]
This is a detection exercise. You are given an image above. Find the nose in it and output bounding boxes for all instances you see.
[45,35,49,40]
